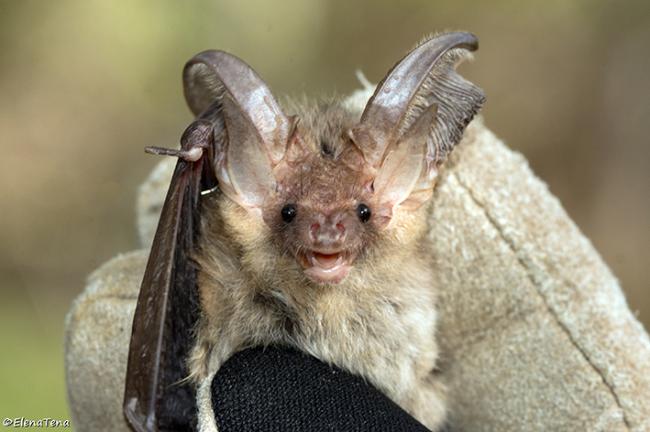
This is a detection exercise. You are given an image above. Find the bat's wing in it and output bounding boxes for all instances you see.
[123,120,216,432]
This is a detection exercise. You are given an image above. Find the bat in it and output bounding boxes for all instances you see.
[123,31,485,432]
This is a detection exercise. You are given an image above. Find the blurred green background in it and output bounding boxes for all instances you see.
[1,0,648,428]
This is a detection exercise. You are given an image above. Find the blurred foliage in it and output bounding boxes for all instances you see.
[0,0,648,428]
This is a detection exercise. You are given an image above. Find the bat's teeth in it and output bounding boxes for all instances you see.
[307,252,317,268]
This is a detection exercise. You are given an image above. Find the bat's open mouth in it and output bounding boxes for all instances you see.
[299,250,355,284]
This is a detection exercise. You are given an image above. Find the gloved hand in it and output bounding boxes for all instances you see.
[211,346,432,432]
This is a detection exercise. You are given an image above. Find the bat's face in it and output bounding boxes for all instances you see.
[266,175,374,284]
[260,115,383,284]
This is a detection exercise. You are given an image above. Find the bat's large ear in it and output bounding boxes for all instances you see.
[183,50,294,213]
[351,32,485,224]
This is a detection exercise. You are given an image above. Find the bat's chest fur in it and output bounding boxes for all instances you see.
[270,266,437,402]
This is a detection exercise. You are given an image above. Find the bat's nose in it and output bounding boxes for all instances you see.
[309,218,346,246]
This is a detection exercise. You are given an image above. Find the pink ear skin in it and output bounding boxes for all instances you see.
[219,95,276,210]
[182,50,293,216]
[370,104,437,228]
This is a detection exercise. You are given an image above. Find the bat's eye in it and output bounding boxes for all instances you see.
[281,204,297,223]
[356,203,371,223]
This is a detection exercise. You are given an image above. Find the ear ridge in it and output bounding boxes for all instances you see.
[406,46,485,165]
[402,46,485,210]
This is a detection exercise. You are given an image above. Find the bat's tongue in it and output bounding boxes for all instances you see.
[303,251,352,284]
[312,252,341,269]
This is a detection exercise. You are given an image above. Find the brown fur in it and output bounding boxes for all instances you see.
[190,98,447,430]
